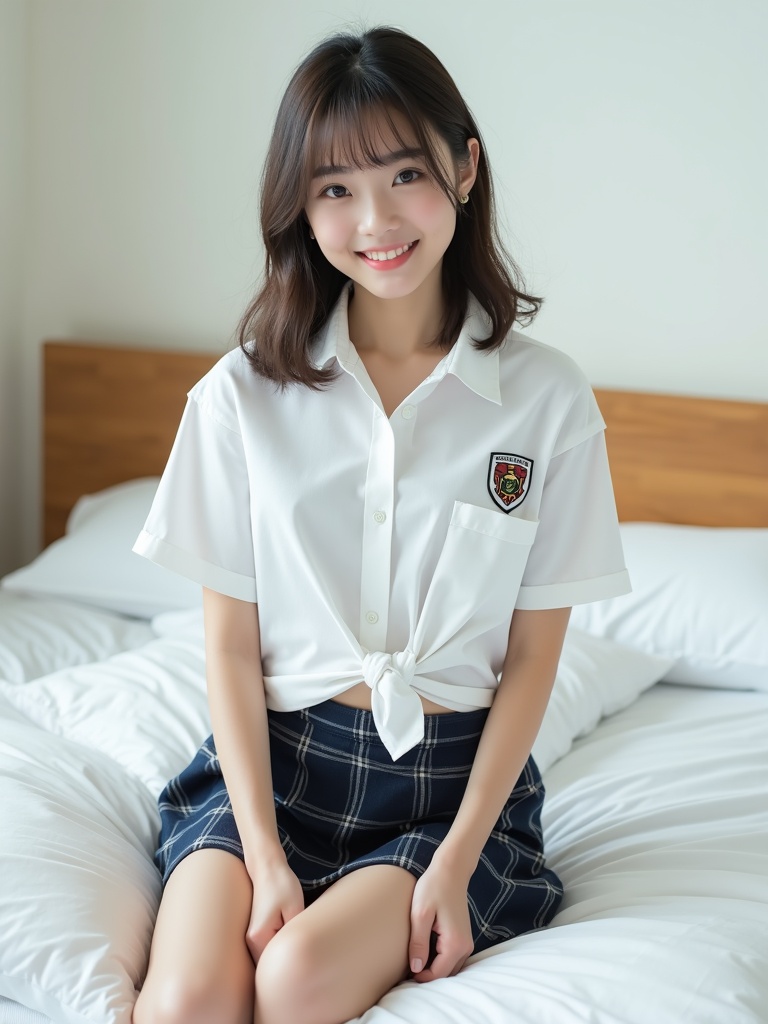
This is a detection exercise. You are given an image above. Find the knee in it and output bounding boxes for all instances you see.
[133,970,251,1024]
[255,926,327,1024]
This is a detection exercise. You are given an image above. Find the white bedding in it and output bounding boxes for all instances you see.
[0,592,154,686]
[1,499,767,1024]
[0,1000,49,1024]
[0,617,766,1024]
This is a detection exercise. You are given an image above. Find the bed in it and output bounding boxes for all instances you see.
[1,340,766,1024]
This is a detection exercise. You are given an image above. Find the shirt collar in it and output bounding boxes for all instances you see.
[311,285,502,405]
[310,285,358,373]
[441,295,501,405]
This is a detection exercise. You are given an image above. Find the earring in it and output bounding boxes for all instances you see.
[309,227,315,240]
[458,194,470,205]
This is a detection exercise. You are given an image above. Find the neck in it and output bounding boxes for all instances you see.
[347,274,444,359]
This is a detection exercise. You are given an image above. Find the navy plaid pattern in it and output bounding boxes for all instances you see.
[155,700,563,954]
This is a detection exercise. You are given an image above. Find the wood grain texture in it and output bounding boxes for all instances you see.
[42,341,768,544]
[594,388,768,527]
[44,342,219,545]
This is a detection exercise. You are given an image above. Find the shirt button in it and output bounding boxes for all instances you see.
[401,405,415,419]
[366,611,379,624]
[373,510,387,524]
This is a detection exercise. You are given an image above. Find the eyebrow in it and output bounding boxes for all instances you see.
[311,147,426,180]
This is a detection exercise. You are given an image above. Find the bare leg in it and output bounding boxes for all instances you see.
[132,850,254,1024]
[254,864,417,1024]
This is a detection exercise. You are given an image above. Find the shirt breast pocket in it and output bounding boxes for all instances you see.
[411,502,539,662]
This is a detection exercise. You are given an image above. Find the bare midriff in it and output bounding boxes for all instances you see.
[331,680,456,715]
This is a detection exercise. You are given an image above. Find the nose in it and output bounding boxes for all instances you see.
[357,191,399,237]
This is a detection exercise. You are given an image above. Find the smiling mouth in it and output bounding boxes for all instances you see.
[357,240,418,262]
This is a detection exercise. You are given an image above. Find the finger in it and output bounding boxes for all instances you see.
[414,951,455,982]
[415,937,471,982]
[246,923,278,961]
[449,954,470,977]
[408,910,434,977]
[247,899,292,956]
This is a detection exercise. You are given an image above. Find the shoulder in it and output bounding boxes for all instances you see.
[187,345,274,433]
[498,330,604,453]
[189,345,254,399]
[499,330,589,391]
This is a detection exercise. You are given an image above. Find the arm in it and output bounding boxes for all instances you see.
[202,587,304,958]
[408,606,571,981]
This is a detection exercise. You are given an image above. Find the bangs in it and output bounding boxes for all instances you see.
[304,99,458,200]
[244,27,541,386]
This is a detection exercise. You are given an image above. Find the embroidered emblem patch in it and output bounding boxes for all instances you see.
[488,453,533,513]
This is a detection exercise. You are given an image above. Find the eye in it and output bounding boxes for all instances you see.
[394,168,422,185]
[321,183,350,199]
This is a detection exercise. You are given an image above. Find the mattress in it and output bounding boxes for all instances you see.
[1,646,765,1022]
[2,504,767,1023]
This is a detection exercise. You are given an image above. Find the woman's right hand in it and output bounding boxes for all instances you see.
[245,850,305,962]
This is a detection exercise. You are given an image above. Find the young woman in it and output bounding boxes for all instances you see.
[132,25,630,1024]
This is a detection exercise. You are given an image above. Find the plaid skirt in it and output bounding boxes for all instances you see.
[155,700,563,954]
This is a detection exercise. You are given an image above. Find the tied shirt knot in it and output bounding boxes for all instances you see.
[362,649,424,761]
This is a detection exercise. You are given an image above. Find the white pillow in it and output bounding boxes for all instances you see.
[1,478,201,619]
[0,698,160,1024]
[570,524,768,691]
[0,591,154,685]
[532,629,674,772]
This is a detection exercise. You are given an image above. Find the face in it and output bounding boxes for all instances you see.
[303,113,478,304]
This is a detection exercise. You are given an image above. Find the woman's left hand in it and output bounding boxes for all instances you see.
[408,859,474,982]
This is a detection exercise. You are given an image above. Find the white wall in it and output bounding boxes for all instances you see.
[8,0,768,570]
[0,0,26,575]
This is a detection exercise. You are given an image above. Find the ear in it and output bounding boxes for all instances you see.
[459,138,480,198]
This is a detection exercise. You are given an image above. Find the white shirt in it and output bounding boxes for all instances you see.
[134,286,630,759]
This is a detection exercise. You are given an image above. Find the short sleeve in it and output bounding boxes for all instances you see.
[133,395,257,602]
[516,428,631,609]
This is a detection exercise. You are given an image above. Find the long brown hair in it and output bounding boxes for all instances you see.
[238,26,542,388]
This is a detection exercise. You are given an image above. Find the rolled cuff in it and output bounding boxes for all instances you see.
[515,569,631,610]
[133,530,257,603]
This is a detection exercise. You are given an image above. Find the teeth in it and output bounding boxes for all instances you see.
[363,242,413,261]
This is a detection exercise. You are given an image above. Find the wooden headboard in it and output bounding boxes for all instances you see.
[43,342,220,545]
[593,388,768,527]
[43,340,768,544]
